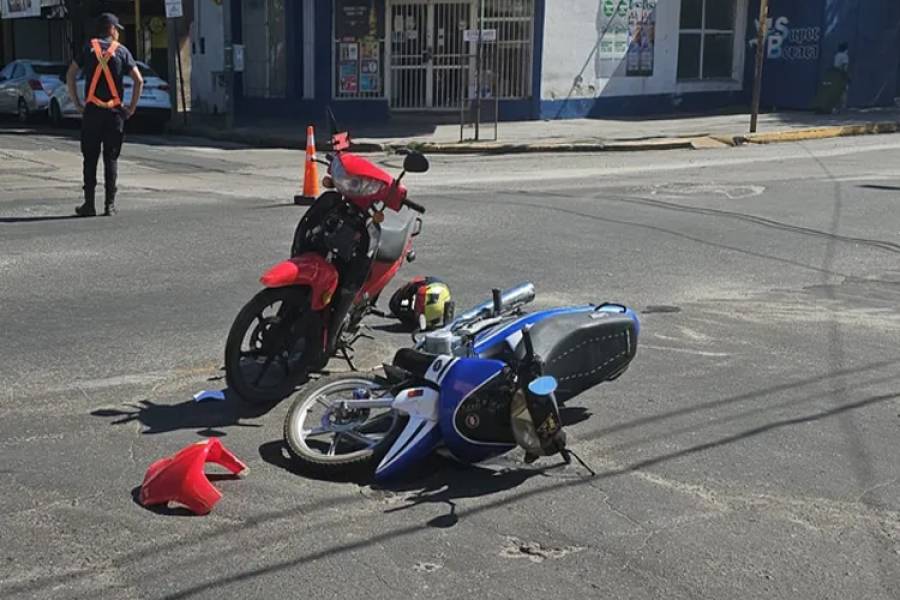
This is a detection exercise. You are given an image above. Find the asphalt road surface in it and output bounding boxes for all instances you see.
[2,125,900,599]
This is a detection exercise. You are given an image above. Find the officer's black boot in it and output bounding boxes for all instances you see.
[75,188,97,217]
[103,187,117,216]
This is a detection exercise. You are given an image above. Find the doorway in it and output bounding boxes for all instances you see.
[387,0,473,110]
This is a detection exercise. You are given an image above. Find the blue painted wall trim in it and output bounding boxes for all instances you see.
[539,91,747,120]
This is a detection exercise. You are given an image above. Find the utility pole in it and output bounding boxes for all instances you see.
[167,16,177,121]
[223,0,234,129]
[135,0,142,61]
[474,0,483,141]
[749,0,769,133]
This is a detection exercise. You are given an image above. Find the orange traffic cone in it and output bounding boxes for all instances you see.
[294,125,320,206]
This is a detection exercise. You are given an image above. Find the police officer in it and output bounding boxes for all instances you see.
[66,13,143,217]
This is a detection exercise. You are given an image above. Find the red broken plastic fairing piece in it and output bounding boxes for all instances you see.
[139,438,248,515]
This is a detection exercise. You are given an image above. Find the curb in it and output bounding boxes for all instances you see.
[170,119,900,155]
[170,126,384,153]
[720,120,900,147]
[391,138,697,154]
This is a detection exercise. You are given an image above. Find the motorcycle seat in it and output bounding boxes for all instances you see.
[376,213,416,263]
[392,348,437,380]
[525,309,638,404]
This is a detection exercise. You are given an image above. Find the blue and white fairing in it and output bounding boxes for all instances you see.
[374,355,515,481]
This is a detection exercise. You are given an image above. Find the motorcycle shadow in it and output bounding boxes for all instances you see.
[259,440,547,529]
[91,387,269,436]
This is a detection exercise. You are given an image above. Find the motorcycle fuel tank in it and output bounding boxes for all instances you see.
[437,358,517,464]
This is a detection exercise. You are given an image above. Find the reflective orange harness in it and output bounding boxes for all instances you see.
[86,38,122,109]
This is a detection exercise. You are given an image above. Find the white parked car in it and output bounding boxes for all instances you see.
[0,60,68,122]
[48,61,172,130]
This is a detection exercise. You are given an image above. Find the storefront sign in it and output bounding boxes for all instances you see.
[335,0,384,40]
[164,0,183,19]
[750,16,821,62]
[1,0,41,19]
[463,28,497,43]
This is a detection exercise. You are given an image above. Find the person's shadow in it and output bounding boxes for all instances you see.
[0,215,80,224]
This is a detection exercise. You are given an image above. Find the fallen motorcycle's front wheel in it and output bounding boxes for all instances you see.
[283,373,405,478]
[225,286,319,405]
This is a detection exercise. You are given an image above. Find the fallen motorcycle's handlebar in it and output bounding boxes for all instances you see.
[448,282,536,332]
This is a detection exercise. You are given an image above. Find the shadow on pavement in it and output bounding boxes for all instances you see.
[259,438,543,528]
[376,461,546,529]
[90,388,273,436]
[129,473,244,517]
[0,215,80,224]
[859,184,900,192]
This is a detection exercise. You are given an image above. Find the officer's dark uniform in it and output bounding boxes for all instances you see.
[74,35,136,216]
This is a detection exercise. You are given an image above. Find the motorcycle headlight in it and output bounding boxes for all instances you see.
[510,388,544,456]
[331,156,387,199]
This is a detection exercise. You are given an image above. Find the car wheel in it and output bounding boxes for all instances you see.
[16,98,30,123]
[49,100,63,128]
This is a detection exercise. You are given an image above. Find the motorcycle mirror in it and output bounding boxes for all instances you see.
[528,375,558,397]
[442,301,455,325]
[326,106,339,136]
[403,151,429,174]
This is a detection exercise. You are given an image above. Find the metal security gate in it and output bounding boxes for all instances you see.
[388,0,473,110]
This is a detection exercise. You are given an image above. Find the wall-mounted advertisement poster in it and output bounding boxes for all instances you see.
[334,0,384,97]
[339,61,359,94]
[598,0,656,78]
[1,0,42,19]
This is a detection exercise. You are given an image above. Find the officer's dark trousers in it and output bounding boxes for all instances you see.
[81,105,125,205]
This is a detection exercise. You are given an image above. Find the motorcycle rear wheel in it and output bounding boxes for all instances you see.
[283,373,405,478]
[225,286,318,405]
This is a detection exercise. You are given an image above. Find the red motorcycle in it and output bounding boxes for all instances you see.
[225,130,429,404]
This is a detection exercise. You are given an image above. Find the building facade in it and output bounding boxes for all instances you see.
[1,0,69,66]
[4,1,897,123]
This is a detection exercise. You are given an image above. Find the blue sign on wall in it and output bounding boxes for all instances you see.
[745,0,825,109]
[746,0,900,110]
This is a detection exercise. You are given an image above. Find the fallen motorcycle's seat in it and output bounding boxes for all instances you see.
[392,347,438,380]
[139,438,248,515]
[526,306,638,404]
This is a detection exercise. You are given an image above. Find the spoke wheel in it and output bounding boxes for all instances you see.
[283,373,405,477]
[225,286,317,405]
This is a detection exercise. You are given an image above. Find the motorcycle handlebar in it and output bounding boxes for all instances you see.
[449,282,536,332]
[404,199,426,214]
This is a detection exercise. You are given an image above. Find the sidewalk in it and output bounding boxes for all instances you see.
[170,107,900,154]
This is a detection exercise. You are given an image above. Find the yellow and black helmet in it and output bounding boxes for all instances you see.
[389,276,453,330]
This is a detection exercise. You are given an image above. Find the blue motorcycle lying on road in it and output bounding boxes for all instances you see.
[283,283,639,481]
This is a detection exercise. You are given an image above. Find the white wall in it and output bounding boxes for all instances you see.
[540,0,748,101]
[190,0,226,114]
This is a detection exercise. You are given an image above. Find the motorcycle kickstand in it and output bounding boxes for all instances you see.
[338,346,359,372]
[560,449,597,477]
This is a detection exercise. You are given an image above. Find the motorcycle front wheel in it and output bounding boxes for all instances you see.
[283,373,405,478]
[225,286,319,405]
